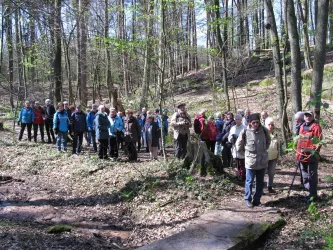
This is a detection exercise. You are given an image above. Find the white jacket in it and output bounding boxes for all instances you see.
[228,124,246,159]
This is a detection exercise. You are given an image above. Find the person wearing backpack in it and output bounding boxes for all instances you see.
[53,103,70,152]
[236,113,271,208]
[221,112,236,168]
[170,103,191,159]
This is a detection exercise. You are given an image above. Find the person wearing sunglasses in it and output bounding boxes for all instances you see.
[236,113,271,208]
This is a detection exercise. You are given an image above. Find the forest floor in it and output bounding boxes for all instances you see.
[1,55,333,249]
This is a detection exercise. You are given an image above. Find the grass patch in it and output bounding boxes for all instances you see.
[47,224,72,234]
[259,78,274,87]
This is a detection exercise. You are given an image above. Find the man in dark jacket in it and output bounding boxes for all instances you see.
[71,104,86,154]
[214,112,224,156]
[86,104,98,152]
[94,105,110,159]
[124,109,140,161]
[221,112,236,168]
[44,99,56,143]
[33,101,45,143]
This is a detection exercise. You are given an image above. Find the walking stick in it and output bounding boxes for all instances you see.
[287,162,301,198]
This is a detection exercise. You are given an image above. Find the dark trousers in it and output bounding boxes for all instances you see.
[98,139,109,159]
[175,134,188,159]
[222,144,232,168]
[137,138,141,152]
[19,123,33,141]
[300,161,318,199]
[109,136,119,158]
[45,123,56,142]
[73,132,84,154]
[236,158,246,179]
[33,124,44,141]
[125,142,137,161]
[91,130,97,152]
[205,140,216,153]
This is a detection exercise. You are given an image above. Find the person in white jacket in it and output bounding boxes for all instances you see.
[228,114,246,180]
[265,117,281,193]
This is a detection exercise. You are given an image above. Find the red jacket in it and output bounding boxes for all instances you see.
[296,121,322,162]
[33,106,45,125]
[207,121,218,141]
[195,114,209,139]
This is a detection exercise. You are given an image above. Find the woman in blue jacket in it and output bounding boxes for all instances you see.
[108,108,124,159]
[94,105,110,159]
[53,103,69,152]
[18,101,35,141]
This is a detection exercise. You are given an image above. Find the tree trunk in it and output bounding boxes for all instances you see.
[265,0,290,146]
[285,0,302,116]
[54,0,62,103]
[330,0,333,44]
[15,9,25,101]
[310,0,329,120]
[5,2,14,108]
[298,0,312,69]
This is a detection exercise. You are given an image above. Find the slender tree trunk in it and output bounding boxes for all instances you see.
[285,0,302,116]
[329,0,333,43]
[54,0,62,103]
[5,2,14,108]
[298,0,312,69]
[265,0,290,145]
[310,0,329,120]
[15,9,24,101]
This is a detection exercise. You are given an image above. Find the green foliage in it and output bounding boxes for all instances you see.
[324,235,333,250]
[308,198,320,221]
[259,78,274,87]
[47,225,72,234]
[324,175,333,183]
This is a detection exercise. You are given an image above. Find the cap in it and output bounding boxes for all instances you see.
[177,103,186,108]
[304,110,314,116]
[249,113,260,122]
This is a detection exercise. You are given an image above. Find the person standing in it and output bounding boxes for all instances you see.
[261,111,268,126]
[123,109,140,161]
[18,101,35,141]
[221,112,236,168]
[53,103,69,152]
[86,104,98,152]
[296,111,322,203]
[135,112,143,152]
[71,104,86,154]
[33,101,45,143]
[236,113,271,208]
[294,111,305,135]
[206,116,218,153]
[146,115,160,160]
[228,114,246,180]
[214,112,225,156]
[170,103,191,159]
[161,108,169,153]
[265,118,281,193]
[94,105,110,159]
[108,108,124,160]
[242,109,251,126]
[44,99,56,144]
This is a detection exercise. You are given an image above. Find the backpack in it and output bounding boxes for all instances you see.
[194,118,202,134]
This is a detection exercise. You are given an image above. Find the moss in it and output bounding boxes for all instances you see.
[270,217,286,231]
[47,225,72,234]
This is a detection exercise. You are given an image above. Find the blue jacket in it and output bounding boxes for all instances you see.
[53,110,69,132]
[71,111,87,133]
[215,118,225,141]
[137,118,143,136]
[94,112,110,140]
[108,115,124,137]
[18,107,35,124]
[86,110,97,131]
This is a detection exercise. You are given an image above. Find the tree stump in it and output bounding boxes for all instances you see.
[185,136,223,176]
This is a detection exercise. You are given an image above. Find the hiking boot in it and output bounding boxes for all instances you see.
[268,186,276,193]
[252,201,263,207]
[245,200,253,208]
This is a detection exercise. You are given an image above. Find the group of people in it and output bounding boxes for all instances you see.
[17,100,322,207]
[17,100,169,161]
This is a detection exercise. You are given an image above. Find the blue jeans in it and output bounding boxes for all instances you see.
[86,130,97,152]
[244,168,266,203]
[57,131,68,151]
[214,141,223,156]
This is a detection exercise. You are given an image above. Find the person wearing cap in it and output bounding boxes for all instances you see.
[265,117,281,193]
[108,107,124,159]
[53,102,70,152]
[135,112,143,151]
[146,114,160,160]
[44,99,56,143]
[86,104,98,152]
[18,101,35,141]
[296,110,322,203]
[236,113,271,208]
[221,112,236,168]
[123,109,140,161]
[228,114,246,180]
[214,112,225,156]
[33,101,45,143]
[170,103,191,159]
[294,111,305,135]
[71,104,86,154]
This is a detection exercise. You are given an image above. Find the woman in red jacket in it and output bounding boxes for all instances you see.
[206,116,218,152]
[33,101,45,142]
